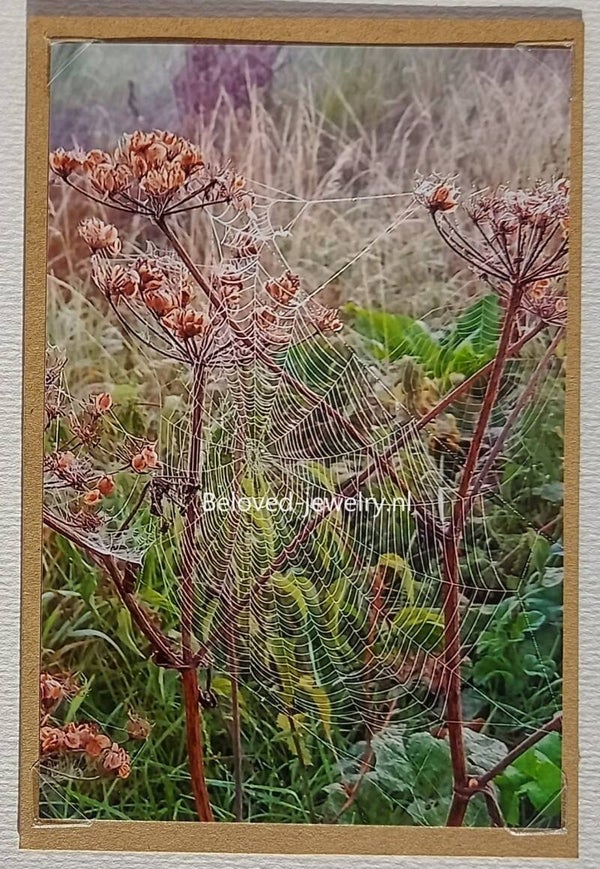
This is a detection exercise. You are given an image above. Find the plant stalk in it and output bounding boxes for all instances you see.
[179,361,214,821]
[442,284,524,827]
[181,667,214,822]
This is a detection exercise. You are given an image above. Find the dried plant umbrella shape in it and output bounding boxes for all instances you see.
[45,131,567,826]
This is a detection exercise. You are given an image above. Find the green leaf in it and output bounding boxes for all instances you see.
[378,554,416,604]
[272,573,309,624]
[344,303,441,366]
[267,636,297,708]
[393,606,444,650]
[116,610,144,658]
[64,675,93,723]
[443,294,500,356]
[463,729,508,775]
[297,675,332,740]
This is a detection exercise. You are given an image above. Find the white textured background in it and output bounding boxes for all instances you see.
[1,0,597,865]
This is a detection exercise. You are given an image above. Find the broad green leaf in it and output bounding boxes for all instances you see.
[267,636,297,708]
[378,554,416,604]
[442,294,500,356]
[297,674,332,740]
[393,606,444,650]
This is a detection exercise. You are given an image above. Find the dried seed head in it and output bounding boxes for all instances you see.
[40,725,66,756]
[142,164,187,197]
[264,271,301,305]
[92,261,140,299]
[131,453,148,473]
[136,258,167,294]
[90,162,132,196]
[163,307,207,339]
[49,148,84,178]
[415,175,460,213]
[141,444,159,469]
[97,475,115,497]
[82,149,112,172]
[95,392,113,414]
[62,721,98,752]
[100,742,132,778]
[313,309,343,333]
[40,672,78,713]
[127,711,152,741]
[78,218,122,256]
[84,729,112,759]
[83,488,102,507]
[143,288,178,317]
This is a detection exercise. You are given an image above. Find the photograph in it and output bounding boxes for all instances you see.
[37,37,572,833]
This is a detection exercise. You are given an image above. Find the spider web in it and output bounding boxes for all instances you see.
[118,186,562,737]
[42,179,564,826]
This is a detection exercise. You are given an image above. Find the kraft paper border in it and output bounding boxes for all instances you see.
[20,14,583,857]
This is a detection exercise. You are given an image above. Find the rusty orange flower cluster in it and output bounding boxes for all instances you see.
[40,722,131,779]
[91,255,207,342]
[255,269,343,342]
[40,672,80,716]
[50,130,253,215]
[78,218,122,256]
[265,270,301,305]
[415,175,460,213]
[131,443,160,474]
[82,474,116,507]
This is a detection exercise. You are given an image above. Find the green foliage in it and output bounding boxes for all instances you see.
[324,728,504,826]
[496,733,562,827]
[345,294,500,383]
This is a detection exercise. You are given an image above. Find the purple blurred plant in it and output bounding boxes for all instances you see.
[172,44,282,120]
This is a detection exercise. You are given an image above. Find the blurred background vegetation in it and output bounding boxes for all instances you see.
[41,43,569,826]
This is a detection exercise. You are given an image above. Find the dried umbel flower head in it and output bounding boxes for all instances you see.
[40,672,79,715]
[127,711,153,741]
[162,307,207,339]
[131,443,160,474]
[82,488,103,507]
[40,720,131,779]
[312,308,343,334]
[49,147,84,178]
[418,175,570,299]
[101,742,132,778]
[144,288,178,317]
[51,130,253,219]
[415,175,460,213]
[265,270,301,305]
[97,475,115,497]
[78,218,122,256]
[92,261,140,299]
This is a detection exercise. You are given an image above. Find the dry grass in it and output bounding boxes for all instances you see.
[47,44,571,396]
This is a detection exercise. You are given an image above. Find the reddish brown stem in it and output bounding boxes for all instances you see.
[476,713,562,790]
[181,667,214,822]
[177,361,216,821]
[180,363,205,660]
[441,285,525,827]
